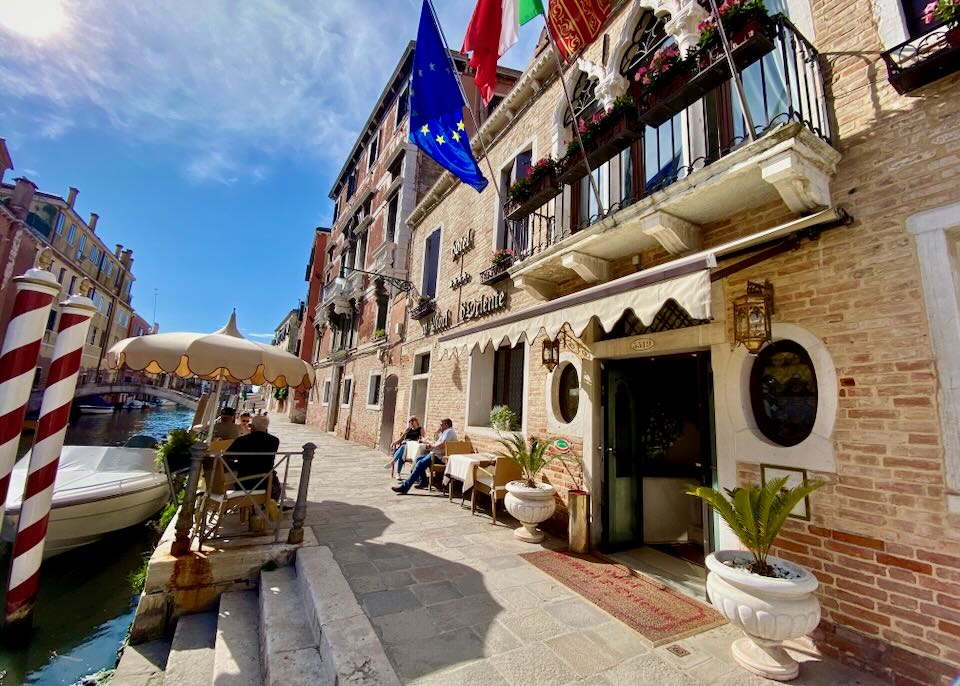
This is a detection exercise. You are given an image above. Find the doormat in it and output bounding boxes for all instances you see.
[520,549,725,646]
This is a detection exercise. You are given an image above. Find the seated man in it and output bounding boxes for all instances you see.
[194,407,242,440]
[392,418,456,495]
[225,415,281,500]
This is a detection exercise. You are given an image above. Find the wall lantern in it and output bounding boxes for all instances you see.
[541,337,561,371]
[733,281,774,354]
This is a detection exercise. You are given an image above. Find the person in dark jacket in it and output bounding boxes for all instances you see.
[387,416,423,478]
[226,415,281,500]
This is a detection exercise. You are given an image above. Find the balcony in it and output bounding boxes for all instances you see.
[882,22,960,94]
[505,16,840,301]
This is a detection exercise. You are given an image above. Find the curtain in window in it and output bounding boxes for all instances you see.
[423,228,441,297]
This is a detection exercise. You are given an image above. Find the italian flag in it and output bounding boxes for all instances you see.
[462,0,544,104]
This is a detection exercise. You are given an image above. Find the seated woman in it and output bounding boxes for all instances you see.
[388,416,423,478]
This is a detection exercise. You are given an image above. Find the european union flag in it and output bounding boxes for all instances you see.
[409,0,488,193]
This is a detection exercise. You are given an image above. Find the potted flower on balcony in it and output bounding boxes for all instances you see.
[924,0,960,46]
[373,327,386,340]
[685,476,825,681]
[481,249,514,284]
[691,0,775,89]
[633,44,695,127]
[557,95,642,184]
[505,157,560,221]
[410,295,435,320]
[498,434,557,543]
[697,0,770,53]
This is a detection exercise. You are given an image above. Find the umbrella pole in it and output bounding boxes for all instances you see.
[205,370,225,444]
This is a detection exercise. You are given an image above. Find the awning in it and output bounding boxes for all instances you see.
[436,207,846,358]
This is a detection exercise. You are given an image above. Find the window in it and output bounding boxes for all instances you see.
[486,95,504,116]
[54,213,65,235]
[46,310,57,331]
[89,245,101,266]
[414,351,431,375]
[498,150,533,251]
[421,228,441,298]
[66,224,77,246]
[376,298,388,332]
[347,170,357,200]
[493,343,525,425]
[76,233,87,260]
[749,340,818,447]
[57,268,65,284]
[368,130,379,169]
[395,83,409,127]
[69,276,77,294]
[105,261,113,278]
[367,373,382,407]
[357,231,368,271]
[386,194,400,243]
[341,378,353,407]
[557,364,580,423]
[322,379,331,405]
[332,199,340,224]
[902,0,933,37]
[89,327,98,345]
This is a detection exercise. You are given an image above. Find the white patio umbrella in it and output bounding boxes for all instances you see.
[107,312,314,442]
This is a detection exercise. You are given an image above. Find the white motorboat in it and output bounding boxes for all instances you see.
[2,445,171,558]
[77,405,115,415]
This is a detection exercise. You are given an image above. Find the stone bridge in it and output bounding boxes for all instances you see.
[73,384,199,411]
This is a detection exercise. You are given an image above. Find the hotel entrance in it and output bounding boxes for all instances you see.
[601,351,717,597]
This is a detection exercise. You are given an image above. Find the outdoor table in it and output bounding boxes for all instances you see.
[444,452,497,499]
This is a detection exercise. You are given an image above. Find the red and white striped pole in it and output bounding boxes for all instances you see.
[0,249,60,521]
[5,279,96,630]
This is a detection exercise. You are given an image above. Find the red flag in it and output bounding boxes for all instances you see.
[462,0,518,104]
[547,0,612,62]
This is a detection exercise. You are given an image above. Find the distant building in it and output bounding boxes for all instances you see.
[266,304,304,416]
[0,142,146,389]
[292,227,331,423]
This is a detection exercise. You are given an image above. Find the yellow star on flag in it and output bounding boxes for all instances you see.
[435,134,446,145]
[457,120,465,131]
[420,124,430,135]
[429,62,436,71]
[452,131,461,142]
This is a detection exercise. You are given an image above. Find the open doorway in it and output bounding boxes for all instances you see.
[601,351,716,595]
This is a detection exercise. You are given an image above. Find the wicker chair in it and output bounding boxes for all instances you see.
[471,457,523,525]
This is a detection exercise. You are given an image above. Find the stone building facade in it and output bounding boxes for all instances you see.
[308,42,519,451]
[391,1,960,684]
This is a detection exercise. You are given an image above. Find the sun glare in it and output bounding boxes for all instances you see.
[0,0,66,40]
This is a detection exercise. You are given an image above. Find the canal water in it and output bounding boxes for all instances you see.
[0,406,196,686]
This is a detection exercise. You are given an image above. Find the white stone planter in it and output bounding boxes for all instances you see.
[504,481,556,543]
[706,551,821,681]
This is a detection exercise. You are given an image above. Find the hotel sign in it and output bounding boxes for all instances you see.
[421,309,453,336]
[451,229,474,261]
[460,290,507,321]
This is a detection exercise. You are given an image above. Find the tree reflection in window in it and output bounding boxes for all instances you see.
[749,340,818,447]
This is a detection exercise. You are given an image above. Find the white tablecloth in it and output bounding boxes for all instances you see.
[444,453,496,492]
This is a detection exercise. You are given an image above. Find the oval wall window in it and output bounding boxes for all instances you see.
[749,340,818,447]
[557,364,580,423]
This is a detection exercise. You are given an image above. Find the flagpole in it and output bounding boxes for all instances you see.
[426,0,505,206]
[538,12,605,217]
[706,0,756,141]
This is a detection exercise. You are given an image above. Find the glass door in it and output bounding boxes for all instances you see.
[602,364,642,550]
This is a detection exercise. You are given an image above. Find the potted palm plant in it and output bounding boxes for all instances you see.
[685,476,825,681]
[498,434,556,543]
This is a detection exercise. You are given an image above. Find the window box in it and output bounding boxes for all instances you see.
[557,109,644,185]
[634,17,775,129]
[882,24,960,94]
[410,299,435,320]
[480,256,514,284]
[504,170,561,221]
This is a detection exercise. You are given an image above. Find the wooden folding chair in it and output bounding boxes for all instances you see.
[195,459,275,542]
[471,457,523,525]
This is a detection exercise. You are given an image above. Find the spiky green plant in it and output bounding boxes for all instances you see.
[685,476,825,577]
[497,434,554,488]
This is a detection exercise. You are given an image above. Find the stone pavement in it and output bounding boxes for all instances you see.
[270,416,886,686]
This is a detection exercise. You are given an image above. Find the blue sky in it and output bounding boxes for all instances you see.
[0,0,541,340]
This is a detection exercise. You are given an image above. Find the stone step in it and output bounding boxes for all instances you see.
[296,546,401,685]
[112,639,170,686]
[259,566,328,685]
[212,590,262,686]
[164,612,217,686]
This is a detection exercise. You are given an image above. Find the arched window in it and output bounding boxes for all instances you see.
[618,10,670,79]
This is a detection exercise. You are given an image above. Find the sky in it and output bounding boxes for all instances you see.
[0,0,541,341]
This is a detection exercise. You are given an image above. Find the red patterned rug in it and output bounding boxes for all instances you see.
[521,549,725,646]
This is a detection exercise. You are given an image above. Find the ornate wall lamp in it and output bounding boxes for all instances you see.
[541,337,561,371]
[733,280,775,354]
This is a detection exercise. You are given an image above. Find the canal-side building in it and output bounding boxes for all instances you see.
[0,176,141,388]
[309,41,520,449]
[294,226,331,424]
[395,1,960,683]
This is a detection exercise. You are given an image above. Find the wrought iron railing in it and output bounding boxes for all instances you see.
[506,14,830,267]
[881,21,959,94]
[170,441,316,554]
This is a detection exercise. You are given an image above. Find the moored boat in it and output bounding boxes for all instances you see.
[76,395,115,415]
[2,445,171,558]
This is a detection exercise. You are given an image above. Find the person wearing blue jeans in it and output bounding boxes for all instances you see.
[392,418,457,494]
[387,417,423,478]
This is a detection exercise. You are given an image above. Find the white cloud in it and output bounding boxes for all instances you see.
[0,0,541,186]
[245,332,276,340]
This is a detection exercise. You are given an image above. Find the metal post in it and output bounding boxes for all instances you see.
[170,442,206,556]
[287,442,316,545]
[706,0,757,141]
[5,282,97,631]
